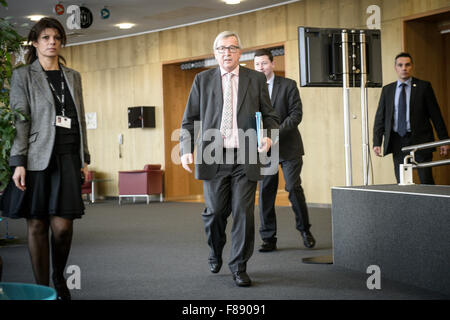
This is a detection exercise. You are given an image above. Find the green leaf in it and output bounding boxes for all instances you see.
[0,9,26,188]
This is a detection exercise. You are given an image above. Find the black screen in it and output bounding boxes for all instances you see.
[298,27,382,87]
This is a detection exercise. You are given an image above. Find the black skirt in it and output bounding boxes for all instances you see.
[0,151,85,220]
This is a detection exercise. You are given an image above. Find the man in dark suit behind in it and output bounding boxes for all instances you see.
[180,32,279,287]
[253,49,315,252]
[373,52,449,184]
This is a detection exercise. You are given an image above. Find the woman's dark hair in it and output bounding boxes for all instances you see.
[25,17,67,65]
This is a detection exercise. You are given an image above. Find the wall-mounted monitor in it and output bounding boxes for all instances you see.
[128,106,155,128]
[298,27,382,87]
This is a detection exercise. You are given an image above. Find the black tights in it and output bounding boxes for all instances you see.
[26,216,73,286]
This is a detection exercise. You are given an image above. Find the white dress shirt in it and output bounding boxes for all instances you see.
[266,73,275,99]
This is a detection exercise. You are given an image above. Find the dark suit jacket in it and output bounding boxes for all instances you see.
[373,77,449,155]
[271,76,304,161]
[180,66,279,181]
[9,59,90,170]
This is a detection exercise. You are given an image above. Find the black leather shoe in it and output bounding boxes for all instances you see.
[259,241,277,252]
[232,271,251,287]
[300,230,316,248]
[209,261,222,274]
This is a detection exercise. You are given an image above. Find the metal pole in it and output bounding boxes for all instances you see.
[401,138,450,152]
[342,30,352,186]
[359,31,369,185]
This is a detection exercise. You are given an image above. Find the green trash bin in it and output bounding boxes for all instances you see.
[0,282,57,300]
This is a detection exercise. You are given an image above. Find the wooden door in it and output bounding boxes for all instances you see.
[163,64,207,200]
[404,9,450,185]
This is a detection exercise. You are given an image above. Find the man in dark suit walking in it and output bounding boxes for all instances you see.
[373,52,449,184]
[180,32,279,287]
[253,49,315,252]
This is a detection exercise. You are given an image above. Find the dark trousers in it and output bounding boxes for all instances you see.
[258,157,311,243]
[391,132,434,184]
[202,153,257,273]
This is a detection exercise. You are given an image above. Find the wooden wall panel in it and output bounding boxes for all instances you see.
[61,0,450,204]
[105,39,119,69]
[188,22,221,57]
[286,2,306,41]
[383,0,450,21]
[160,27,194,62]
[254,6,287,45]
[95,41,108,70]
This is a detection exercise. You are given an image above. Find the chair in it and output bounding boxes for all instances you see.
[81,171,95,203]
[118,164,164,204]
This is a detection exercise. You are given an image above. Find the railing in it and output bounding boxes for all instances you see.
[399,139,450,185]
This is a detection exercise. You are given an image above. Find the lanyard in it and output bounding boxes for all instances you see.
[43,67,66,117]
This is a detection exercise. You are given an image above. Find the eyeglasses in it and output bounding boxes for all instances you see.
[215,46,240,53]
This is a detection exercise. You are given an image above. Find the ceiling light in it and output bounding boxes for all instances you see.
[28,15,45,21]
[225,0,241,4]
[116,23,135,29]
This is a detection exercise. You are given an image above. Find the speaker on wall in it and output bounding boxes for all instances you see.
[128,106,155,128]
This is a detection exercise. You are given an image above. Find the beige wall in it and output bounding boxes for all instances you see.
[62,0,450,204]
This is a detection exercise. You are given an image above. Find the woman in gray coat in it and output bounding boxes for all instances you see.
[0,17,90,300]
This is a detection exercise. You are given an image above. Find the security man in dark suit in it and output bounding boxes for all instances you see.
[373,52,449,184]
[253,49,315,252]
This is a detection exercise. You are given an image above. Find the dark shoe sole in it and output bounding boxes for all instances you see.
[234,279,251,287]
[259,247,276,252]
[233,275,252,287]
[258,242,277,252]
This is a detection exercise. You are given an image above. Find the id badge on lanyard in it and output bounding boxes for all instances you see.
[47,69,72,129]
[56,115,71,128]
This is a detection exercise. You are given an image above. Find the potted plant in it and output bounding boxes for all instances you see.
[0,0,27,191]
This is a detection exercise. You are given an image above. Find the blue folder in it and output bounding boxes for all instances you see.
[256,112,263,148]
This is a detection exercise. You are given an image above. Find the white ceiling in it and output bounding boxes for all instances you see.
[1,0,300,46]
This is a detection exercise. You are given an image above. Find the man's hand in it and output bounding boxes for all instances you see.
[258,137,272,153]
[181,153,193,173]
[12,166,26,191]
[81,163,89,182]
[440,145,450,157]
[373,146,382,157]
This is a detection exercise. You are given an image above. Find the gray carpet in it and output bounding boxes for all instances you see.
[1,200,448,300]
